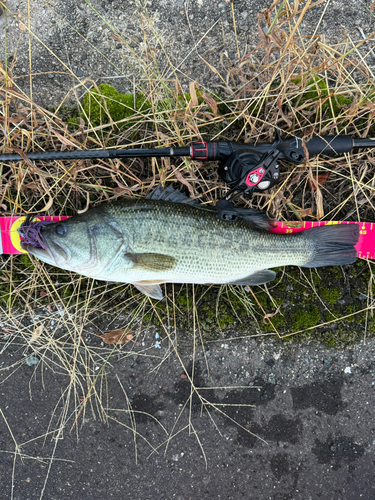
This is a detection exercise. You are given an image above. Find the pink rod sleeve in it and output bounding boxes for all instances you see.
[0,217,373,259]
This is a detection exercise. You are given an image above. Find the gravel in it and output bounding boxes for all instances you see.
[1,0,374,106]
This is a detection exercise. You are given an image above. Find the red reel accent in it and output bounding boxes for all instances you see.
[245,166,266,187]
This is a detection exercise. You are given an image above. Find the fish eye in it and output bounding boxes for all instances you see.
[55,224,67,236]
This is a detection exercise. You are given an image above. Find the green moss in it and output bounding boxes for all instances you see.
[0,285,16,307]
[81,84,152,128]
[290,305,321,331]
[325,338,336,348]
[19,254,34,267]
[238,257,374,346]
[2,256,373,347]
[3,75,374,347]
[324,309,339,322]
[79,84,234,134]
[291,75,353,128]
[218,314,235,329]
[68,117,80,129]
[254,290,270,309]
[319,286,341,304]
[343,304,367,323]
[61,285,73,298]
[176,292,191,312]
[299,76,330,101]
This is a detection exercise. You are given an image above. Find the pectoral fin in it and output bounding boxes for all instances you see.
[133,280,164,300]
[125,253,176,272]
[229,269,276,286]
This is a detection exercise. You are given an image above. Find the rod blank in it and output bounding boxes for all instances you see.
[0,146,191,162]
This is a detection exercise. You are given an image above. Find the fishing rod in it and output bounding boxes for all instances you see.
[1,132,374,221]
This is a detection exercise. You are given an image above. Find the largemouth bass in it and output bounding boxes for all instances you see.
[26,187,359,299]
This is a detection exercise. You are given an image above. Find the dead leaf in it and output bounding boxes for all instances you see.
[18,168,23,185]
[113,187,127,195]
[189,81,199,107]
[30,325,43,343]
[183,118,199,135]
[99,328,134,345]
[77,192,90,214]
[201,93,218,116]
[11,147,36,170]
[157,131,172,142]
[174,169,195,197]
[309,173,329,191]
[52,129,82,148]
[112,33,122,43]
[173,81,184,97]
[0,116,23,124]
[296,208,313,218]
[39,193,54,212]
[170,110,185,121]
[283,221,304,229]
[40,291,49,298]
[276,97,293,127]
[24,182,39,190]
[308,168,324,219]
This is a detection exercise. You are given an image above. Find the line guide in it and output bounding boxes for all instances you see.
[0,216,374,260]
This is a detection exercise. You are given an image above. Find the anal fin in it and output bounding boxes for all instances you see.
[228,269,276,286]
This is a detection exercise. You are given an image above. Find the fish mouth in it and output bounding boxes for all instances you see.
[27,240,70,266]
[27,245,57,265]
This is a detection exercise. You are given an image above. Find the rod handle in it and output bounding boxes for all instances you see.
[305,135,353,156]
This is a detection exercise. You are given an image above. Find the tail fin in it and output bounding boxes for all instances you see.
[302,224,359,268]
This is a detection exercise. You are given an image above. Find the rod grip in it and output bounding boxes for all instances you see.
[305,135,353,156]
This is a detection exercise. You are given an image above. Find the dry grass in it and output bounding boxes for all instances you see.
[1,0,375,496]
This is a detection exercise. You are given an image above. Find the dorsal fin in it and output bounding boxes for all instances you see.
[146,185,200,206]
[146,185,273,229]
[231,208,274,230]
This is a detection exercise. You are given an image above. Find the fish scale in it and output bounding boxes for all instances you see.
[93,199,315,281]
